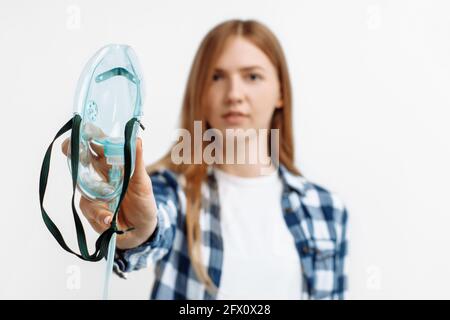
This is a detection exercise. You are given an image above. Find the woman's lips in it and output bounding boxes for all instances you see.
[222,112,249,124]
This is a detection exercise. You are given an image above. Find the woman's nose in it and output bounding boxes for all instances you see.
[226,76,244,105]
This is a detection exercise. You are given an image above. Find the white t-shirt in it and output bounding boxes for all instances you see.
[214,167,302,300]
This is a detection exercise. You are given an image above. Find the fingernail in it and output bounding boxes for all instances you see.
[104,216,112,225]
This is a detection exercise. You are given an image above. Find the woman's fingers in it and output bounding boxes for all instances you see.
[61,137,110,180]
[63,134,151,240]
[60,138,90,167]
[87,141,111,180]
[88,140,105,158]
[79,196,113,234]
[61,138,70,156]
[79,196,132,237]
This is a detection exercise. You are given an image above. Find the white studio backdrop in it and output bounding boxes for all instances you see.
[0,0,449,299]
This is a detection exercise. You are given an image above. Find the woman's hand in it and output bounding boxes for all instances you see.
[61,137,158,250]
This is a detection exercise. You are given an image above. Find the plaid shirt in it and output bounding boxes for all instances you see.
[113,164,348,300]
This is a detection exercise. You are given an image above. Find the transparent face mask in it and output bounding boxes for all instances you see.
[67,44,144,202]
[39,44,146,299]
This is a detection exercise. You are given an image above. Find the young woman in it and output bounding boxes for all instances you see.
[63,19,348,300]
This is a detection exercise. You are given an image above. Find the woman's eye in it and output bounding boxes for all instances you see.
[212,73,223,81]
[247,73,262,81]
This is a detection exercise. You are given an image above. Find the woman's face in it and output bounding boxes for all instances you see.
[205,36,283,133]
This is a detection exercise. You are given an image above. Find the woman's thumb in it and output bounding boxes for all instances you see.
[131,138,150,185]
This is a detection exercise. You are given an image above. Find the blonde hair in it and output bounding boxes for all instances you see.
[146,19,301,296]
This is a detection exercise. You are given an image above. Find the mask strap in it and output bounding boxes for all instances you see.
[39,114,142,262]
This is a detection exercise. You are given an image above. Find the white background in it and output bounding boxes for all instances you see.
[0,0,449,299]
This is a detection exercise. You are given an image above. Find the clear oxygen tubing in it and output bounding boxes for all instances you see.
[102,163,122,300]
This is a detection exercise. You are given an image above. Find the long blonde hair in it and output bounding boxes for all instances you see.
[146,19,301,295]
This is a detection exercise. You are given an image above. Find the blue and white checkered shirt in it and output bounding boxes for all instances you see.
[113,164,348,300]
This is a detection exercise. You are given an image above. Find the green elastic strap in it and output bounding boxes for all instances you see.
[39,114,143,262]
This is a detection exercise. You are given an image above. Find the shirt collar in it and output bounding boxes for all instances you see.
[278,164,307,196]
[206,164,307,196]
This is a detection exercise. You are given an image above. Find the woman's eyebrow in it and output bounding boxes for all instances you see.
[214,65,266,73]
[239,65,265,72]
